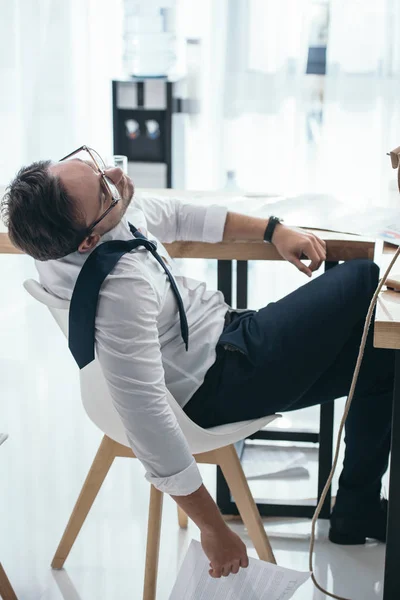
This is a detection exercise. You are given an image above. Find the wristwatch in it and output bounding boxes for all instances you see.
[263,216,283,244]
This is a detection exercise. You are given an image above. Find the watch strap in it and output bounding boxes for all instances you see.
[263,216,282,243]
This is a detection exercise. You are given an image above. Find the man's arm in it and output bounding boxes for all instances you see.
[133,194,228,244]
[223,212,327,277]
[96,264,248,577]
[222,212,268,241]
[135,195,326,277]
[96,269,202,495]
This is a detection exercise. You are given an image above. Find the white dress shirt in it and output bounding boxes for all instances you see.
[35,194,229,495]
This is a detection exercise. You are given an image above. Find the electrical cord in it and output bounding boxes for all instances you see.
[308,244,400,599]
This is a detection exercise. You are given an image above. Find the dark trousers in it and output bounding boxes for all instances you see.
[184,259,394,517]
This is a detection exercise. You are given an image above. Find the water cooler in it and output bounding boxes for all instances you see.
[114,1,186,189]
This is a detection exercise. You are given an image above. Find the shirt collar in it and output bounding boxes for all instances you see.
[98,215,133,243]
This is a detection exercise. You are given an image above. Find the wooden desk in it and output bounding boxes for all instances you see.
[375,282,400,600]
[375,288,400,350]
[0,221,376,262]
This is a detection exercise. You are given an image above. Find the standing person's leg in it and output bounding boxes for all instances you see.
[282,319,393,542]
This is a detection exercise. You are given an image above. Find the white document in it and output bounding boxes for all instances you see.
[241,444,309,480]
[169,540,310,600]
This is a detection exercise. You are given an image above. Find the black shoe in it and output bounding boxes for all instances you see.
[329,499,388,545]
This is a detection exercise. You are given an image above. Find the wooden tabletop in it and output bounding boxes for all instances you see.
[375,290,400,349]
[0,222,376,261]
[372,241,400,350]
[165,232,375,262]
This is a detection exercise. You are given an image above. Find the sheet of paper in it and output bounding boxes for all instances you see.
[376,223,400,244]
[241,444,309,480]
[243,446,319,506]
[169,540,310,600]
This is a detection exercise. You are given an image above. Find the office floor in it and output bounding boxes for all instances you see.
[0,250,388,600]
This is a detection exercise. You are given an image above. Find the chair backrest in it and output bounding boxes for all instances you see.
[23,279,239,451]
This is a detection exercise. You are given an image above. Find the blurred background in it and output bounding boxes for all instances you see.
[1,0,400,200]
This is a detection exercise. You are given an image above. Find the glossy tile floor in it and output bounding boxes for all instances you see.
[0,252,388,600]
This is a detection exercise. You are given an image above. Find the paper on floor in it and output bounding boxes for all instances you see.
[241,444,309,480]
[169,540,310,600]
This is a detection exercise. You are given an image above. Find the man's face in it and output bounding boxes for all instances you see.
[49,158,135,238]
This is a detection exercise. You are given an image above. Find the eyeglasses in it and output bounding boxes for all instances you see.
[388,147,400,192]
[59,145,121,235]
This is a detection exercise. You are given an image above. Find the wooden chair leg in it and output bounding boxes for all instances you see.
[177,506,188,529]
[216,444,276,564]
[143,486,163,600]
[0,563,18,600]
[51,435,117,569]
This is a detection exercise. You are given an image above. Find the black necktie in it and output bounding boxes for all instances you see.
[69,222,189,369]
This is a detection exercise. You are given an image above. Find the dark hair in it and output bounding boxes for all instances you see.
[0,161,86,260]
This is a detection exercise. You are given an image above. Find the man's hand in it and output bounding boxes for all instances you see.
[172,484,249,578]
[201,523,249,578]
[272,224,327,277]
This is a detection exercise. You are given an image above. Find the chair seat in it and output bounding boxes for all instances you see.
[206,415,278,437]
[188,414,280,454]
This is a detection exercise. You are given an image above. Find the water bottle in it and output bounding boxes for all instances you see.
[123,0,180,77]
[223,170,244,194]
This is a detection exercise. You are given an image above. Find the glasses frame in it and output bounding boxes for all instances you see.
[388,146,400,192]
[59,145,121,235]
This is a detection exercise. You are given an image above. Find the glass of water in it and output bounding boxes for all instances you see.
[108,155,128,174]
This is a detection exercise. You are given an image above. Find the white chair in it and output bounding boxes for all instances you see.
[24,278,280,600]
[0,434,18,600]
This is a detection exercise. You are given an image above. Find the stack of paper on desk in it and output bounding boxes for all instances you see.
[137,190,400,242]
[237,193,400,241]
[169,540,310,600]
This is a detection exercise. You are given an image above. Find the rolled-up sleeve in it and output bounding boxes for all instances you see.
[134,194,228,243]
[95,267,203,496]
[146,460,202,495]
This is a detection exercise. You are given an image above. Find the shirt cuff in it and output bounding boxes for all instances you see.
[202,205,228,243]
[145,459,203,495]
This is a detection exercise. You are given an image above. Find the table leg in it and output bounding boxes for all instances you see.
[236,261,248,308]
[318,402,334,518]
[217,260,233,306]
[315,261,338,518]
[216,258,235,514]
[383,350,400,600]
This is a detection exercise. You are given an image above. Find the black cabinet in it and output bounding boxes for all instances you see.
[112,79,182,188]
